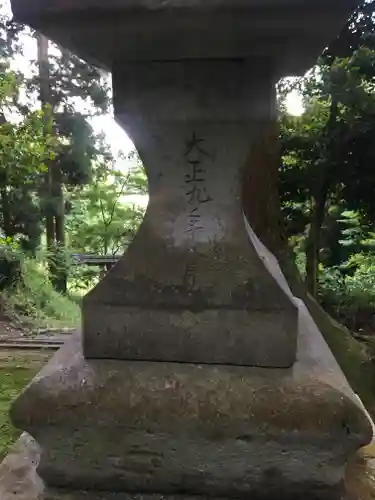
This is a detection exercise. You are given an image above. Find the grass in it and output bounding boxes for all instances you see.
[0,255,79,458]
[3,258,81,331]
[0,350,50,460]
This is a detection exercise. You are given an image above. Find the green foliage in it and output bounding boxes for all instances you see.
[0,9,149,315]
[53,111,98,186]
[64,155,147,292]
[0,7,147,300]
[337,211,375,251]
[0,241,80,328]
[280,0,375,295]
[42,49,110,114]
[25,34,111,190]
[0,234,22,290]
[4,258,80,328]
[67,154,147,257]
[0,109,52,178]
[0,71,54,250]
[318,253,375,332]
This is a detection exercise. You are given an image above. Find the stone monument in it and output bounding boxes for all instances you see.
[8,1,372,499]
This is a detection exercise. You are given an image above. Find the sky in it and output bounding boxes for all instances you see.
[285,90,304,116]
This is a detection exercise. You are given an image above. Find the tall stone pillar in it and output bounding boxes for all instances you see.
[83,60,297,367]
[9,1,372,499]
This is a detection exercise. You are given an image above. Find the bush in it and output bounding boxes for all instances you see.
[0,237,23,291]
[2,247,80,329]
[318,253,375,333]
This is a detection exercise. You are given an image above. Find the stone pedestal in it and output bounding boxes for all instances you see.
[8,0,371,499]
[83,60,297,367]
[9,235,373,499]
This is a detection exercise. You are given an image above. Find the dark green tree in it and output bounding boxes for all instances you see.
[0,11,52,252]
[280,17,375,296]
[242,0,375,412]
[28,31,110,292]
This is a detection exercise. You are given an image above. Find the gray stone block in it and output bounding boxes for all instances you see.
[11,0,358,76]
[0,430,347,500]
[83,306,296,366]
[81,60,297,367]
[10,323,372,499]
[0,434,42,500]
[4,227,373,500]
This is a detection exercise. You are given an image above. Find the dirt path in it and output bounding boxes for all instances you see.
[0,318,75,342]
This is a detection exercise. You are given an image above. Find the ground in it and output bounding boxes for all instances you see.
[0,349,51,460]
[346,447,375,500]
[0,314,73,461]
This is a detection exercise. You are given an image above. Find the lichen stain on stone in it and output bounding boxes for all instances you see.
[100,274,212,311]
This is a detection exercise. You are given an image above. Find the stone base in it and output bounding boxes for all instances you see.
[21,487,351,500]
[8,313,372,500]
[0,433,42,500]
[1,434,374,500]
[0,435,350,500]
[6,229,373,500]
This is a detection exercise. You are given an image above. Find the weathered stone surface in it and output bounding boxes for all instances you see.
[23,489,353,500]
[10,313,372,499]
[4,230,373,500]
[82,60,297,367]
[4,429,375,500]
[0,433,42,500]
[11,0,358,75]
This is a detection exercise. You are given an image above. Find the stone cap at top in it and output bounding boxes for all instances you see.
[11,0,359,76]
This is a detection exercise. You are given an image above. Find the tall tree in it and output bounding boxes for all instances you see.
[0,11,51,252]
[280,49,375,294]
[37,34,54,250]
[31,30,110,292]
[241,0,375,413]
[0,69,54,251]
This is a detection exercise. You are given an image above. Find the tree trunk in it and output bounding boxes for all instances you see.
[0,115,13,240]
[304,91,338,297]
[305,191,328,297]
[37,33,55,252]
[54,167,67,293]
[0,187,12,238]
[242,121,287,259]
[37,33,67,293]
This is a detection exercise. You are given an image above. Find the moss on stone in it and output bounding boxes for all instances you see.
[280,254,375,418]
[304,295,375,415]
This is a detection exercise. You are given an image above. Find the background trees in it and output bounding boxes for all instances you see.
[0,0,147,304]
[274,0,375,309]
[241,0,375,411]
